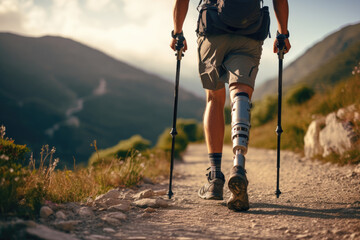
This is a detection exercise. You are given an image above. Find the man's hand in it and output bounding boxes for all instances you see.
[273,37,291,54]
[170,37,188,52]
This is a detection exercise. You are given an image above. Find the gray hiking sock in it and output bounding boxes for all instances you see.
[209,153,222,179]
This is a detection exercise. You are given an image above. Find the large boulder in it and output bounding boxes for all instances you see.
[304,105,359,158]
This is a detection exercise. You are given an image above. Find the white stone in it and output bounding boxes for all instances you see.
[40,206,54,219]
[103,189,121,199]
[304,118,325,158]
[108,201,131,212]
[103,228,116,233]
[77,207,94,217]
[133,189,154,200]
[55,211,67,220]
[101,216,121,226]
[132,198,169,208]
[105,212,127,221]
[153,189,167,196]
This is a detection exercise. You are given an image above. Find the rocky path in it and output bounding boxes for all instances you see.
[2,144,360,239]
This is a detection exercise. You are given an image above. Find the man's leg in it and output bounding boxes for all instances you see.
[198,87,226,200]
[204,88,226,154]
[227,82,253,211]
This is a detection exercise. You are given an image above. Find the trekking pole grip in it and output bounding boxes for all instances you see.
[175,35,185,60]
[276,34,286,60]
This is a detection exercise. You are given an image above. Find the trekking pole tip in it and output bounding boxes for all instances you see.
[167,190,173,199]
[275,189,282,198]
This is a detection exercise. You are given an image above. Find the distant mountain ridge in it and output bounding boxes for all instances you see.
[253,22,360,100]
[0,33,204,165]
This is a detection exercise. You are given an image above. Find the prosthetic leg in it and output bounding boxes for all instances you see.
[231,92,251,168]
[227,92,251,211]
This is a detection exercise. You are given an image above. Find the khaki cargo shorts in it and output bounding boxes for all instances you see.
[197,34,263,90]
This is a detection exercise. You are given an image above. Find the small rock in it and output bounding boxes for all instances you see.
[295,234,312,239]
[153,189,167,196]
[103,198,123,207]
[108,201,131,212]
[123,190,135,200]
[85,234,111,240]
[251,223,262,228]
[133,189,154,200]
[77,207,94,217]
[40,206,54,219]
[56,211,67,220]
[105,212,127,221]
[101,216,121,226]
[144,207,156,213]
[331,229,348,235]
[53,220,80,232]
[103,228,116,233]
[350,233,359,239]
[140,212,151,218]
[103,189,121,199]
[132,198,170,208]
[85,197,94,206]
[354,164,360,174]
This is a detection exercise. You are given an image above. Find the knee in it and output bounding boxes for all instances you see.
[229,83,253,100]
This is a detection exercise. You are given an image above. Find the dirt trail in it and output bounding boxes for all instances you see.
[6,144,359,240]
[118,144,360,239]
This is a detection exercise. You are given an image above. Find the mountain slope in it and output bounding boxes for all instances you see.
[0,33,204,164]
[254,22,360,100]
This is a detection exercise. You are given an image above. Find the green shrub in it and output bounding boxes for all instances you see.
[0,126,36,217]
[251,95,278,127]
[89,135,151,166]
[177,119,198,142]
[155,127,188,158]
[286,84,315,106]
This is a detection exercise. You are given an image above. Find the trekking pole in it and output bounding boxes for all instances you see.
[275,34,286,198]
[168,35,185,199]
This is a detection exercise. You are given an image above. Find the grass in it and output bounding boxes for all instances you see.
[0,127,170,218]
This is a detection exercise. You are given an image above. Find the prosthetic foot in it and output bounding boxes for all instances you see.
[227,92,251,211]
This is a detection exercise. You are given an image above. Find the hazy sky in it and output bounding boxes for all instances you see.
[1,0,359,96]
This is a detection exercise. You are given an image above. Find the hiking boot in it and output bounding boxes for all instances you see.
[227,165,249,211]
[198,171,225,200]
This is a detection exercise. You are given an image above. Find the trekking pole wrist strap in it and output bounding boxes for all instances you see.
[276,30,290,38]
[171,30,184,39]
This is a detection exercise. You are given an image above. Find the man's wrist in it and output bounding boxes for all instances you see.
[277,30,290,38]
[171,30,184,39]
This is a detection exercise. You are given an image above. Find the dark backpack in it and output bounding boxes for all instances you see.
[196,0,270,41]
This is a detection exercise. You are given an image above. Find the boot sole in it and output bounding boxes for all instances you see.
[227,175,249,211]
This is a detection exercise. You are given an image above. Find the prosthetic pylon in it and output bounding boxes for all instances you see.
[231,92,251,168]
